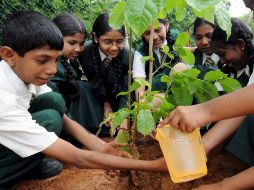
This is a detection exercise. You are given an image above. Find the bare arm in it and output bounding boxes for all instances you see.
[193,167,254,190]
[62,114,105,151]
[159,84,254,132]
[202,116,246,156]
[42,138,167,172]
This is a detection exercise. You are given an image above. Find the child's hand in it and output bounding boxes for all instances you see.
[98,141,133,158]
[158,104,209,133]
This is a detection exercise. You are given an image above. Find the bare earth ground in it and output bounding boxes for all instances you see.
[10,136,248,190]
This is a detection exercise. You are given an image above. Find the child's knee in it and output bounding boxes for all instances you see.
[41,109,63,135]
[41,92,66,116]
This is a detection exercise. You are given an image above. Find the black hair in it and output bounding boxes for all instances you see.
[53,12,87,38]
[53,12,87,81]
[141,18,173,50]
[141,17,177,74]
[211,18,254,57]
[193,17,215,36]
[90,12,126,102]
[2,10,63,56]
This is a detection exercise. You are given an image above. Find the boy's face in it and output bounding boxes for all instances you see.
[142,23,169,48]
[9,46,61,86]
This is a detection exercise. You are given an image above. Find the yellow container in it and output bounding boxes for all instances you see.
[156,125,207,183]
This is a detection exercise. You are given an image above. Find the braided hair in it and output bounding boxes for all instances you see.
[211,18,254,72]
[53,12,87,102]
[90,12,126,102]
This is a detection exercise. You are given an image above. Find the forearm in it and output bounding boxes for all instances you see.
[202,116,245,154]
[44,138,163,171]
[63,114,105,151]
[204,84,254,122]
[221,167,254,190]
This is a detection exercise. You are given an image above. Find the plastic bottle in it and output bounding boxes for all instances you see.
[156,124,207,183]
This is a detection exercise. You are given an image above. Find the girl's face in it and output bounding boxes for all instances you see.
[96,30,125,58]
[142,23,169,48]
[214,43,248,70]
[194,23,214,55]
[62,32,85,60]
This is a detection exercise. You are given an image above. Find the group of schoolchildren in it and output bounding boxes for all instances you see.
[1,0,254,188]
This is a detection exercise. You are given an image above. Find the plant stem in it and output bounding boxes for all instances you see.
[148,22,154,91]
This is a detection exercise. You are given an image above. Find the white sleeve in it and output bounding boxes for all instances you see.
[132,51,146,79]
[36,84,52,95]
[0,90,58,158]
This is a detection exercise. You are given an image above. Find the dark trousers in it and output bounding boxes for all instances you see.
[0,92,65,187]
[227,114,254,166]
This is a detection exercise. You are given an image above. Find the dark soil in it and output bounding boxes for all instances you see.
[10,136,248,190]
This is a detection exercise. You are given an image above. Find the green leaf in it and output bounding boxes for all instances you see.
[130,80,142,92]
[109,2,126,29]
[194,81,219,103]
[175,0,187,21]
[175,32,189,48]
[160,75,171,83]
[141,56,152,63]
[171,84,193,106]
[204,70,228,82]
[177,47,195,65]
[159,99,174,112]
[117,91,128,97]
[115,131,130,152]
[111,109,130,135]
[215,1,232,39]
[164,0,177,13]
[186,0,221,12]
[137,110,155,135]
[162,44,170,54]
[188,79,198,95]
[182,68,200,78]
[219,78,242,93]
[124,0,162,36]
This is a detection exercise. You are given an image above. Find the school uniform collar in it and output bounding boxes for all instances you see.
[235,65,251,78]
[1,60,29,91]
[1,60,41,96]
[153,40,168,53]
[98,48,108,61]
[202,53,220,65]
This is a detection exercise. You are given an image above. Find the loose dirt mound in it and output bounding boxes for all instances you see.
[11,137,248,190]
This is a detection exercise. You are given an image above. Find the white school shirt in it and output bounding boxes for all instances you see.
[132,41,167,79]
[0,60,58,158]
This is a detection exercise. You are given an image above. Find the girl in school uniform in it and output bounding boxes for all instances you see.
[192,17,220,79]
[132,18,183,103]
[48,12,103,134]
[78,12,129,132]
[211,18,254,87]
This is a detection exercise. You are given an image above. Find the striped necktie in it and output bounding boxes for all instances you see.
[204,56,215,66]
[102,57,112,68]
